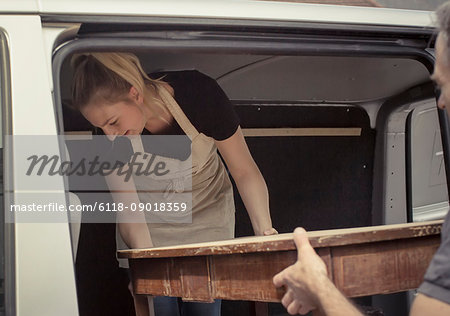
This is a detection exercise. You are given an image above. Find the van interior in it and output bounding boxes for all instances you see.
[56,28,445,315]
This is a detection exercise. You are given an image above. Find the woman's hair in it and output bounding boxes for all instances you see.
[71,52,168,115]
[436,2,450,62]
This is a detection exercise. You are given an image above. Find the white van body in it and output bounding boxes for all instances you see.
[0,1,445,315]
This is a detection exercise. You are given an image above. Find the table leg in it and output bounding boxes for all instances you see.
[251,302,269,316]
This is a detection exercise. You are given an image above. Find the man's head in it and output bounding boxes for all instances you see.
[432,2,450,118]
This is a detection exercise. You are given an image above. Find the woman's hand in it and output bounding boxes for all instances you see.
[263,228,278,236]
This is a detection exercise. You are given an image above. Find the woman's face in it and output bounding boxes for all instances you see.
[81,97,147,140]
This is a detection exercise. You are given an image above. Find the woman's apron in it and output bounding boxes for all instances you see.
[117,88,235,267]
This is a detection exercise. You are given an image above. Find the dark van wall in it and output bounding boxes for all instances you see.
[233,103,375,236]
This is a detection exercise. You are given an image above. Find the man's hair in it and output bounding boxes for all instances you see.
[437,2,450,33]
[437,2,450,56]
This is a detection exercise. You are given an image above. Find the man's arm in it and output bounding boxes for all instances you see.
[410,293,450,316]
[273,228,362,315]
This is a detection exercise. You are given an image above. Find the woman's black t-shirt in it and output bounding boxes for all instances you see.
[147,70,239,141]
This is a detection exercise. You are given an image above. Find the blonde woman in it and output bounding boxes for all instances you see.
[71,53,277,316]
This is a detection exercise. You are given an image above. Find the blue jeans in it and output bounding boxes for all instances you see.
[153,296,221,316]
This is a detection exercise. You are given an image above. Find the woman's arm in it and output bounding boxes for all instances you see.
[105,168,153,249]
[105,168,153,316]
[215,126,276,236]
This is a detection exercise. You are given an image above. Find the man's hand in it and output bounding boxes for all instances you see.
[273,227,328,314]
[273,227,362,316]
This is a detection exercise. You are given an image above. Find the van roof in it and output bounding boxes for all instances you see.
[0,0,436,29]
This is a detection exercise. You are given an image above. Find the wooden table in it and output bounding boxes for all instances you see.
[118,221,442,307]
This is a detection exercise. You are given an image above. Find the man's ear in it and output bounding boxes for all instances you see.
[129,86,144,104]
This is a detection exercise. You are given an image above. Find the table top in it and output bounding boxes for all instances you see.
[117,220,443,259]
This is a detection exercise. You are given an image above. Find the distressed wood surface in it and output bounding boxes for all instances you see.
[119,221,443,302]
[119,220,442,258]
